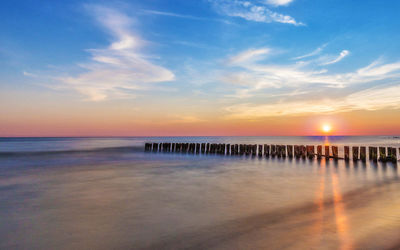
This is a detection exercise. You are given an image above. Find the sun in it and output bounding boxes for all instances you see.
[322,124,332,133]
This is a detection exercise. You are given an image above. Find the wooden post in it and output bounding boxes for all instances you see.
[332,146,338,159]
[226,144,230,155]
[325,146,330,158]
[258,145,263,157]
[370,147,378,161]
[152,143,158,152]
[301,145,306,158]
[287,145,293,158]
[264,145,270,157]
[234,144,239,155]
[379,147,386,162]
[387,147,397,163]
[306,145,314,159]
[271,145,276,157]
[276,145,281,157]
[352,146,359,161]
[230,144,234,155]
[360,146,366,161]
[317,145,322,159]
[344,146,350,161]
[282,145,287,157]
[251,144,256,156]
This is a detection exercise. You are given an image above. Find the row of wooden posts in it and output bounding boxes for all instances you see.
[144,142,399,163]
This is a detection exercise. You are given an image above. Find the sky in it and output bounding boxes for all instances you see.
[1,0,400,136]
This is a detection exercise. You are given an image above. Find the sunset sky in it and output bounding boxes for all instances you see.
[1,0,400,136]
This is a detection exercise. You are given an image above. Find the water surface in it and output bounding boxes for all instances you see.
[0,136,399,249]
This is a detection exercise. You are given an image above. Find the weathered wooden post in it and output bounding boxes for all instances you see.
[271,145,276,157]
[360,146,366,161]
[306,145,315,159]
[282,145,287,157]
[324,146,330,158]
[152,143,158,152]
[251,144,256,156]
[299,145,305,158]
[264,145,270,157]
[230,144,234,155]
[387,147,397,163]
[379,147,386,162]
[234,144,239,155]
[287,145,293,158]
[258,145,263,157]
[352,146,359,161]
[276,145,281,157]
[344,146,350,161]
[317,145,322,159]
[144,143,150,151]
[192,143,196,154]
[226,144,230,155]
[370,147,378,161]
[332,146,338,160]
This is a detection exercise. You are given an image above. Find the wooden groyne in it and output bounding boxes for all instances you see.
[144,142,399,163]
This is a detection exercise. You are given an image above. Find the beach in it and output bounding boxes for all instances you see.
[1,136,400,249]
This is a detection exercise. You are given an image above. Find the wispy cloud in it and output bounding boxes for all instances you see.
[142,9,231,24]
[225,84,400,118]
[55,5,174,101]
[265,0,295,7]
[320,50,350,65]
[221,47,399,95]
[220,46,400,117]
[292,44,327,60]
[211,0,304,26]
[23,71,37,77]
[227,48,270,64]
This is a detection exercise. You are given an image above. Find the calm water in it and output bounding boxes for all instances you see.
[1,136,400,250]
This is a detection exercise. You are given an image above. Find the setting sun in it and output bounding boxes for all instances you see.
[322,124,332,133]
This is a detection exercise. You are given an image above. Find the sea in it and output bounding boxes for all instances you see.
[1,136,400,250]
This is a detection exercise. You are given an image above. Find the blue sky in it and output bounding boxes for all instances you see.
[1,0,400,135]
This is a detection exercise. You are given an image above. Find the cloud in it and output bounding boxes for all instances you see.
[292,44,327,60]
[141,9,232,24]
[23,71,37,77]
[221,47,400,96]
[227,48,270,64]
[211,0,304,26]
[220,46,400,118]
[265,0,295,7]
[57,5,174,101]
[225,84,400,118]
[320,50,350,65]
